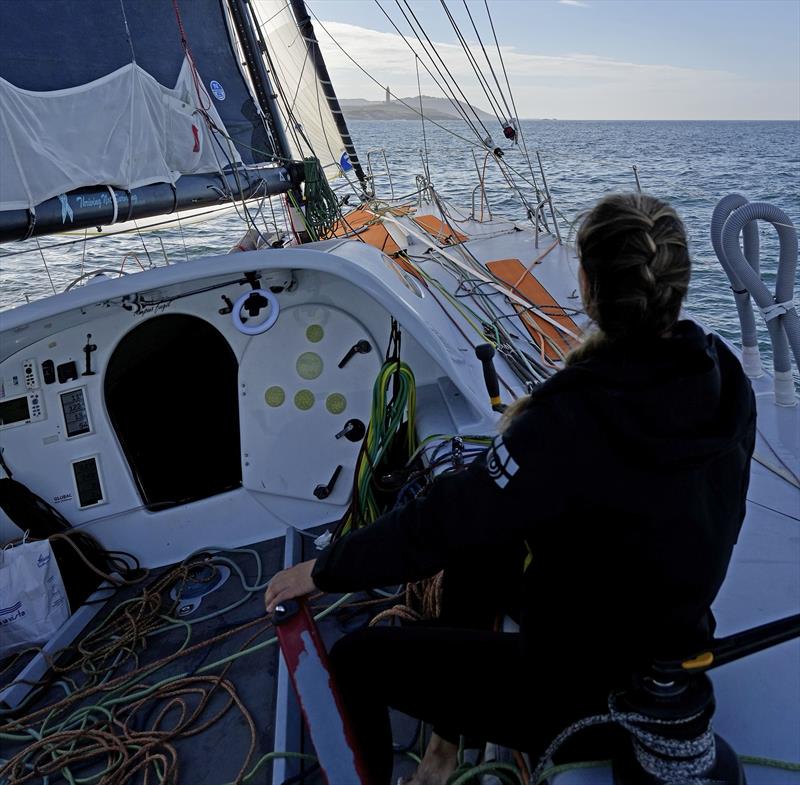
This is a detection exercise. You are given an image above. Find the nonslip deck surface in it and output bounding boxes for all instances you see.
[0,537,284,785]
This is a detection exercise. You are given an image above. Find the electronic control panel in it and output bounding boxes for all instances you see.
[60,387,92,438]
[0,391,46,429]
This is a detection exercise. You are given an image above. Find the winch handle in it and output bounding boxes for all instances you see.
[654,612,800,679]
[475,343,506,412]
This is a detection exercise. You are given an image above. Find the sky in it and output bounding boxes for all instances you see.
[306,0,800,120]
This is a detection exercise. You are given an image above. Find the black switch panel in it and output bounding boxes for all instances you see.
[57,360,78,384]
[42,359,56,385]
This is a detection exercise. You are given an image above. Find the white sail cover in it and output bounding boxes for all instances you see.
[252,0,348,181]
[0,59,240,212]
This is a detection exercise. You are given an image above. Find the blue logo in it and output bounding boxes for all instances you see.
[209,80,226,101]
[340,151,353,172]
[37,552,51,567]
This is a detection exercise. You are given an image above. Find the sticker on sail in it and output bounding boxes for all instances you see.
[340,151,353,172]
[486,435,518,490]
[209,80,226,101]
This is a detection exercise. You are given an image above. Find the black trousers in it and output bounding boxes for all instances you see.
[328,545,611,784]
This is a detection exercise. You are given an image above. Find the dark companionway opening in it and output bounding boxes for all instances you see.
[105,314,241,510]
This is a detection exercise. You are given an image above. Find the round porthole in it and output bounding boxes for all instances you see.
[306,324,324,343]
[294,389,315,410]
[265,386,285,407]
[326,393,347,414]
[296,352,323,380]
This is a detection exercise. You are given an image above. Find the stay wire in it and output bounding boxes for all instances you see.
[483,0,543,200]
[416,56,432,182]
[302,6,489,151]
[398,0,494,143]
[439,0,508,127]
[376,0,486,143]
[460,0,514,123]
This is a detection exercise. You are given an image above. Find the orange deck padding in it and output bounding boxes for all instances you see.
[331,208,401,255]
[487,258,581,362]
[412,214,468,245]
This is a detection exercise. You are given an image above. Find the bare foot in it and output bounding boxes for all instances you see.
[400,733,459,785]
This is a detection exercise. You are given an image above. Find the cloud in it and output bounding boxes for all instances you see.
[315,20,798,120]
[558,0,589,7]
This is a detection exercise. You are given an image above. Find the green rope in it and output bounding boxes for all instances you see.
[740,754,800,772]
[447,761,524,785]
[303,157,340,240]
[533,759,611,783]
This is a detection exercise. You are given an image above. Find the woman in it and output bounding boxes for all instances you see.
[265,193,756,784]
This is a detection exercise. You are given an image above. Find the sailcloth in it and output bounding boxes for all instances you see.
[0,59,238,212]
[253,0,350,180]
[0,0,278,215]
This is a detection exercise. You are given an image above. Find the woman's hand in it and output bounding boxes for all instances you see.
[264,559,318,613]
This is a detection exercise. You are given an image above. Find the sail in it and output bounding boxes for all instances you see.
[0,0,279,213]
[252,0,365,183]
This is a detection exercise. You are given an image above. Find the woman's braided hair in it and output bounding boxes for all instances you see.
[575,192,691,344]
[500,193,692,425]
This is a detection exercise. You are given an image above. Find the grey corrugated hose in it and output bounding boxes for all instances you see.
[721,201,799,405]
[711,193,761,368]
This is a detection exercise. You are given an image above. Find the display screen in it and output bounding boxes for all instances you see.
[73,458,103,507]
[0,395,30,426]
[61,389,90,437]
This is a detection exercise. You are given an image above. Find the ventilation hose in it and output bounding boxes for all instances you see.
[710,193,761,376]
[721,201,799,405]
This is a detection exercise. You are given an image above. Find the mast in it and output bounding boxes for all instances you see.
[288,0,367,187]
[227,0,293,164]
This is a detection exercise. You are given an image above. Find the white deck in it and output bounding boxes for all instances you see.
[0,200,797,783]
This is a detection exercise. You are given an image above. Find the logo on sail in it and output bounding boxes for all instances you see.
[209,80,226,101]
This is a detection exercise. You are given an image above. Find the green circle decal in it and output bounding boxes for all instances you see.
[306,324,324,343]
[326,393,347,415]
[294,389,315,410]
[265,386,285,407]
[296,352,323,380]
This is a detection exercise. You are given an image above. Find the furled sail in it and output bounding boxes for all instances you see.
[0,0,294,239]
[252,0,366,184]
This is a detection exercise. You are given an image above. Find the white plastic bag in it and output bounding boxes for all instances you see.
[0,537,70,659]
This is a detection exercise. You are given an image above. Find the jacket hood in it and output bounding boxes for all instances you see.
[543,320,755,466]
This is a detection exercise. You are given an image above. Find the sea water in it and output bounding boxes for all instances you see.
[1,120,798,375]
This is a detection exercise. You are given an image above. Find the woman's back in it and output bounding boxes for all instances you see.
[512,319,755,682]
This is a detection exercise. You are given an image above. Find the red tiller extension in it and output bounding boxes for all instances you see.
[274,598,370,784]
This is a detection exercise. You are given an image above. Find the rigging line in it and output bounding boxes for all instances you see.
[253,0,293,32]
[302,7,487,151]
[245,1,310,159]
[117,0,137,63]
[80,229,88,278]
[416,56,431,182]
[460,0,514,122]
[132,221,153,265]
[175,211,189,262]
[399,0,494,142]
[309,43,363,201]
[483,0,542,200]
[438,0,507,126]
[34,238,57,295]
[376,0,486,143]
[373,0,479,138]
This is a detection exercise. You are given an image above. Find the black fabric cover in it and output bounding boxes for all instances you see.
[0,478,109,612]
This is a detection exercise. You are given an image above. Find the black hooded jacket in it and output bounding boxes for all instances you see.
[313,321,756,684]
